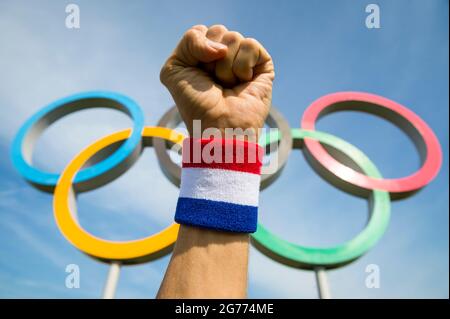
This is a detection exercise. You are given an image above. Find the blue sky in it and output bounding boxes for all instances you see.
[0,0,448,298]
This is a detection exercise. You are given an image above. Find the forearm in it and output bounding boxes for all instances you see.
[157,225,249,298]
[157,138,261,298]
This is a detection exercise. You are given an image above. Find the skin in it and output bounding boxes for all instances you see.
[157,24,274,299]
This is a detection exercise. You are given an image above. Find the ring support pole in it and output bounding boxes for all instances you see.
[102,262,121,299]
[314,267,331,299]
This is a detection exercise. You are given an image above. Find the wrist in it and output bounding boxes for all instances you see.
[174,137,263,233]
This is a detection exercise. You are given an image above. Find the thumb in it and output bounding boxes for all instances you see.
[176,28,227,66]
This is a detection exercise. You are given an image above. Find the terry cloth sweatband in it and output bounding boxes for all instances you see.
[174,138,263,233]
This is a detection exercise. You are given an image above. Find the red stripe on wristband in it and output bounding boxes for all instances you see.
[182,138,264,175]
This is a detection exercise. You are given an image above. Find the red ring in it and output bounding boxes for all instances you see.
[301,92,442,194]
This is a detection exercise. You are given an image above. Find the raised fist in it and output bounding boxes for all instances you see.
[160,24,275,138]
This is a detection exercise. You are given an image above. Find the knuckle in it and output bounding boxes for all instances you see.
[243,37,258,45]
[159,65,169,85]
[208,24,228,33]
[191,24,207,31]
[222,31,243,44]
[160,62,173,84]
[184,29,197,41]
[241,37,260,50]
[267,59,275,71]
[159,58,177,86]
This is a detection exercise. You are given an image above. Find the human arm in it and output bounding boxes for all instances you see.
[157,24,274,299]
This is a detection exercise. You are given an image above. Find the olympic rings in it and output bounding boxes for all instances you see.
[153,105,292,190]
[11,91,145,192]
[301,92,443,198]
[53,126,184,264]
[12,91,442,267]
[251,129,390,269]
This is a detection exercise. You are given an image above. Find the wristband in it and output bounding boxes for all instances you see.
[174,138,263,233]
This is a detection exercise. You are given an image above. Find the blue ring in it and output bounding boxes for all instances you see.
[11,91,144,190]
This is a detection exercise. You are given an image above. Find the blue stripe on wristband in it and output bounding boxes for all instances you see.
[175,197,258,233]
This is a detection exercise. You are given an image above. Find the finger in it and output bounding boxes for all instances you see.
[202,25,228,73]
[215,31,244,86]
[244,38,274,85]
[174,25,227,66]
[232,38,261,82]
[235,39,274,102]
[252,39,273,77]
[206,24,228,41]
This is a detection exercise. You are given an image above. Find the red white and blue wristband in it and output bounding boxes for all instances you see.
[175,138,263,233]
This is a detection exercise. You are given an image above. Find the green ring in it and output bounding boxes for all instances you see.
[252,129,391,269]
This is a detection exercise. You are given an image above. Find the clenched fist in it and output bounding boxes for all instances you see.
[160,24,275,139]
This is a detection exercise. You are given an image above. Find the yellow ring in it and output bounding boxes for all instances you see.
[53,126,184,263]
